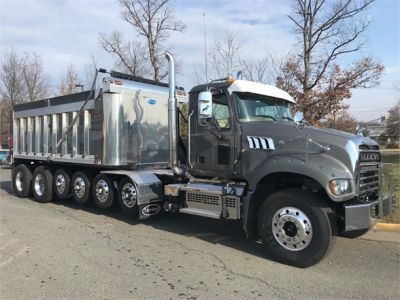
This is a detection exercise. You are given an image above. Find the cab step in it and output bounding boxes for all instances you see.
[179,208,220,219]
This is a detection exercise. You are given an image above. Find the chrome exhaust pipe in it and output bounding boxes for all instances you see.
[165,51,183,176]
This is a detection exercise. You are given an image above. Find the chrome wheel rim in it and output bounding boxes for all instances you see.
[34,173,45,197]
[121,182,137,208]
[95,179,109,203]
[272,206,313,251]
[15,171,23,192]
[55,174,66,194]
[74,177,86,198]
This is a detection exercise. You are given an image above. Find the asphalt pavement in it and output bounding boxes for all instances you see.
[0,167,399,299]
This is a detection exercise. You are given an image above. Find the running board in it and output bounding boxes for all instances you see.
[179,208,220,219]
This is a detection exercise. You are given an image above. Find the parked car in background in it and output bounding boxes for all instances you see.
[0,149,11,166]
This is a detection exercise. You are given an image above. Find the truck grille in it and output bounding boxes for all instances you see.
[359,163,379,199]
[187,192,219,206]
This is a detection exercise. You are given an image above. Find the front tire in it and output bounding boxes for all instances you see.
[258,188,333,268]
[12,164,32,198]
[32,166,54,203]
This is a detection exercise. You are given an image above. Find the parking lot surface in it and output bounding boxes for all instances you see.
[0,168,399,299]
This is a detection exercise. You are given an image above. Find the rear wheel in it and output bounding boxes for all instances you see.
[32,166,54,203]
[258,188,333,268]
[53,169,71,200]
[12,164,32,198]
[93,174,115,209]
[118,177,139,216]
[71,171,92,205]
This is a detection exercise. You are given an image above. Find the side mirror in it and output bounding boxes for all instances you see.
[198,91,213,119]
[293,111,305,130]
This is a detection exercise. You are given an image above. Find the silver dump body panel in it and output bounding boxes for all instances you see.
[12,76,174,168]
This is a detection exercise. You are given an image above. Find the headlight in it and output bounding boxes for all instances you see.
[329,179,352,196]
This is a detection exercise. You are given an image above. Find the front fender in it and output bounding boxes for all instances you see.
[247,153,356,202]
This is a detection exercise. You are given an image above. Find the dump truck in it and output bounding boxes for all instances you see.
[10,52,388,267]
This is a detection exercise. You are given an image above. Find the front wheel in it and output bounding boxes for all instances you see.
[258,188,333,268]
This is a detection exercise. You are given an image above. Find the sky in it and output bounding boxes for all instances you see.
[0,0,399,122]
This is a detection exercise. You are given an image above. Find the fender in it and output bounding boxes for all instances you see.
[247,153,355,202]
[241,153,355,238]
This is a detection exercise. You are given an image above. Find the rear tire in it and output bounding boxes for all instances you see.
[258,188,333,268]
[53,169,71,200]
[93,174,115,209]
[71,171,92,205]
[32,166,54,203]
[118,177,139,216]
[12,164,32,198]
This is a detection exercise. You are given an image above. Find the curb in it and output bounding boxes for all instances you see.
[373,222,400,232]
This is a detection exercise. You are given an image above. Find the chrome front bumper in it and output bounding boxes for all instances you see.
[344,200,379,232]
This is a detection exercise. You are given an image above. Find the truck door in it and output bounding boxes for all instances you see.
[189,89,235,178]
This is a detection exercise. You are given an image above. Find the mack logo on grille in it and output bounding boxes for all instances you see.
[360,152,380,162]
[247,136,275,150]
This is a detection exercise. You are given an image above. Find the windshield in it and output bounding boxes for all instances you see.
[234,92,293,123]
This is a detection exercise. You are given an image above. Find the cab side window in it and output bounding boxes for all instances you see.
[212,94,231,129]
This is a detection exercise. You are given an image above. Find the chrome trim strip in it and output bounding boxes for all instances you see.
[13,100,95,118]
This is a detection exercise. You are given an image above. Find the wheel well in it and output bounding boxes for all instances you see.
[246,172,335,239]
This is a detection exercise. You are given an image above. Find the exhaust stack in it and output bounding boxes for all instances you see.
[165,51,183,176]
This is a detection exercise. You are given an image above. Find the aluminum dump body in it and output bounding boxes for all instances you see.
[12,75,180,169]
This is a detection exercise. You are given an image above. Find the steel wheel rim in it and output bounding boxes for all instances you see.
[55,174,66,194]
[121,183,137,208]
[272,206,313,251]
[74,177,86,198]
[15,171,23,192]
[95,179,109,203]
[34,173,45,197]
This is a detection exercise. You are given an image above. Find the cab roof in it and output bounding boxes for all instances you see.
[190,79,295,103]
[227,80,295,103]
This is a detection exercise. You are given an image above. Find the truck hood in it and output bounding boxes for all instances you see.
[241,121,378,174]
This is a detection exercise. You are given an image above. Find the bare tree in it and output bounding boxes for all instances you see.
[0,49,25,105]
[83,54,109,89]
[101,0,185,81]
[1,49,49,105]
[99,31,148,77]
[58,65,81,96]
[0,49,49,144]
[239,56,278,83]
[21,53,49,102]
[209,30,242,79]
[192,30,242,83]
[280,0,384,123]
